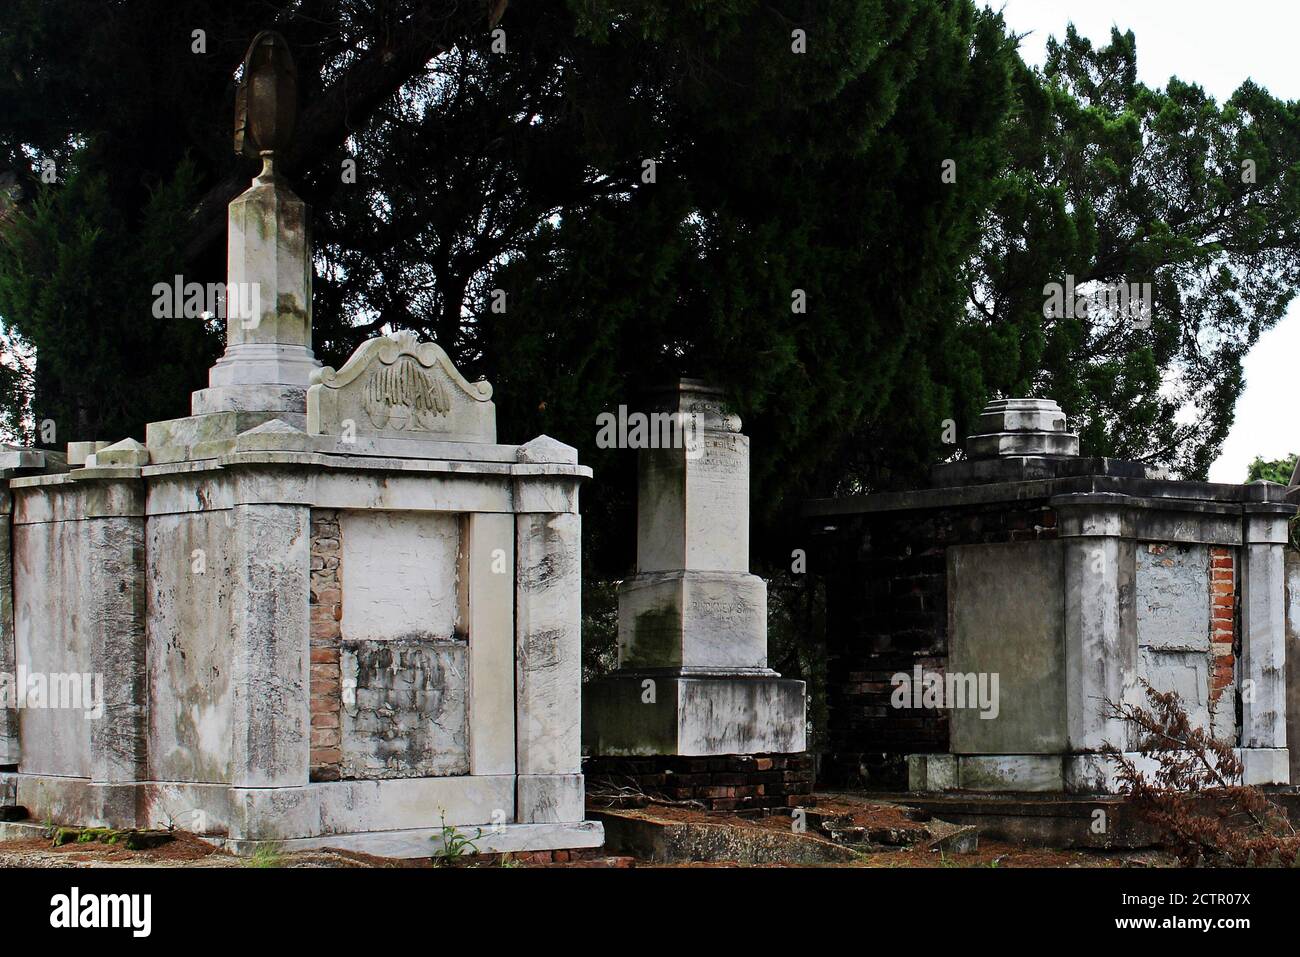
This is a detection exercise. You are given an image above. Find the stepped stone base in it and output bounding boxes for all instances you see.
[145,409,307,463]
[583,673,806,757]
[216,821,604,858]
[0,818,603,859]
[0,770,603,856]
[908,748,1290,794]
[191,382,309,416]
[585,753,813,811]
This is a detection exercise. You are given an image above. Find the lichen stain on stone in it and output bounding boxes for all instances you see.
[626,605,680,668]
[275,292,308,330]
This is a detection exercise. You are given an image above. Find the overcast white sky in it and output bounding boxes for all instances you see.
[992,0,1300,482]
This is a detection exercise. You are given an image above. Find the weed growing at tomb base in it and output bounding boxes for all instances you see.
[431,811,481,865]
[246,843,284,868]
[1105,683,1299,866]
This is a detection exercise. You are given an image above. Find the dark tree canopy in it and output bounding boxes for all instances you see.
[971,25,1300,479]
[1247,453,1297,486]
[1,1,1298,577]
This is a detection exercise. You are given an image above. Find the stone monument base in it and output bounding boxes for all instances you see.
[908,749,1290,794]
[584,752,813,812]
[0,770,604,858]
[583,673,806,757]
[217,822,605,858]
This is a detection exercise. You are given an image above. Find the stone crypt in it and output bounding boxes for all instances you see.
[806,398,1292,794]
[0,32,601,856]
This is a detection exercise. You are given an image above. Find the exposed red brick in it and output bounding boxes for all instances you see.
[311,620,341,642]
[584,753,814,812]
[1207,547,1235,706]
[309,509,344,782]
[310,728,341,749]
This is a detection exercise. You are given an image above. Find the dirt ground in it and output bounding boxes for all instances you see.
[595,797,1176,868]
[0,799,1177,868]
[0,829,450,868]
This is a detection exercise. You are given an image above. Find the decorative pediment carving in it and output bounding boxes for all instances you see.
[307,332,496,443]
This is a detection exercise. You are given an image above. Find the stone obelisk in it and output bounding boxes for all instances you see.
[584,379,807,759]
[194,30,320,416]
[147,31,320,460]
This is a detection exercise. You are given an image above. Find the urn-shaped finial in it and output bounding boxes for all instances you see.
[233,31,298,161]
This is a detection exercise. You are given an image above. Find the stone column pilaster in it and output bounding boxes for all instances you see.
[1241,505,1289,749]
[0,479,16,767]
[229,502,310,789]
[78,469,149,825]
[515,509,584,823]
[1055,493,1137,753]
[0,449,48,768]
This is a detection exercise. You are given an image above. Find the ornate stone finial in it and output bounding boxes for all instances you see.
[966,398,1080,459]
[233,31,298,172]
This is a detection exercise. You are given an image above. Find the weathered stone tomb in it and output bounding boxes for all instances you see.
[0,40,600,854]
[806,398,1291,794]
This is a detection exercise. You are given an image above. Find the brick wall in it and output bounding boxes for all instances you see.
[1209,545,1236,713]
[309,509,343,781]
[472,848,621,866]
[818,502,1057,789]
[584,753,814,812]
